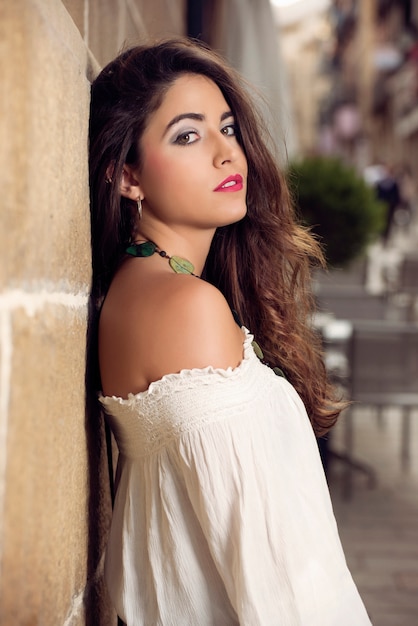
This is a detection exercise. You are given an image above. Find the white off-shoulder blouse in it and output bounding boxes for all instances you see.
[100,328,372,625]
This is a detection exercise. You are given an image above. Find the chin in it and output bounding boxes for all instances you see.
[204,203,247,229]
[223,205,247,226]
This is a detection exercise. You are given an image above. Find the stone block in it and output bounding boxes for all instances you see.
[1,304,88,622]
[0,0,94,289]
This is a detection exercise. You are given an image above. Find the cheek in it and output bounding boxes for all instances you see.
[141,147,167,184]
[141,149,193,201]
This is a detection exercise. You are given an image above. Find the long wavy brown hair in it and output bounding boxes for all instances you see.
[89,38,343,436]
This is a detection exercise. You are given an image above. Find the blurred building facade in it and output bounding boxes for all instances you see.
[272,0,333,157]
[274,0,418,182]
[319,0,418,176]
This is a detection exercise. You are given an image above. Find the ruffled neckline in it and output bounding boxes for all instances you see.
[99,327,255,405]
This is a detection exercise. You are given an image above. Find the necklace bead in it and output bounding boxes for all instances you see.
[125,241,199,277]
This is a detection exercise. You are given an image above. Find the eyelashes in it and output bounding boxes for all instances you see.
[173,130,199,145]
[172,123,238,146]
[221,124,237,137]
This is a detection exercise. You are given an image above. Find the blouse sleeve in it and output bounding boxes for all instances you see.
[175,402,305,624]
[170,371,371,625]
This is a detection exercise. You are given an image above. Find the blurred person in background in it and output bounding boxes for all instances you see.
[376,163,401,245]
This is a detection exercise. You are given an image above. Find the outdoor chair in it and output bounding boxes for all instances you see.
[343,320,418,497]
[317,286,389,321]
[398,253,418,295]
[397,253,418,322]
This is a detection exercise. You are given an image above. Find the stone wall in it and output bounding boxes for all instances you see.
[0,1,185,624]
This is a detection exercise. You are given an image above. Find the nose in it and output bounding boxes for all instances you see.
[212,133,238,168]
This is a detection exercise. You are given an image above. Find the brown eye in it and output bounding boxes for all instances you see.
[221,124,236,137]
[174,131,199,145]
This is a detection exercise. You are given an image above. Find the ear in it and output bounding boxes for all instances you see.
[119,165,144,201]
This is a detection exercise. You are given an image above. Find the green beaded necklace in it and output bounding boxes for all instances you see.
[125,241,285,378]
[125,240,200,277]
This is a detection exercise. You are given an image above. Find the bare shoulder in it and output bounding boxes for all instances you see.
[162,275,233,329]
[145,276,244,378]
[99,269,244,397]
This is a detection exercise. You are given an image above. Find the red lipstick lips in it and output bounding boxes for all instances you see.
[214,174,244,192]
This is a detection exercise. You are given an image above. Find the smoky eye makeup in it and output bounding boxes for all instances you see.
[168,111,238,146]
[221,123,237,136]
[171,129,200,145]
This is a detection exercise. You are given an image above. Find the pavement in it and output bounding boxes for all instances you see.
[328,393,418,625]
[316,206,418,625]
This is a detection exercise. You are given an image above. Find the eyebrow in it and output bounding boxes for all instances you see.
[164,110,234,135]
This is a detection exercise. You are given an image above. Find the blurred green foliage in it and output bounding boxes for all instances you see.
[287,156,386,267]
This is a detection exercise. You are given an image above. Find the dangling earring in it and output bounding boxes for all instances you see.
[137,197,143,220]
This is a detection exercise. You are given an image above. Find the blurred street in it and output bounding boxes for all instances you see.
[329,407,418,626]
[316,201,418,626]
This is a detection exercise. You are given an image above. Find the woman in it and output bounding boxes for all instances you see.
[89,38,371,625]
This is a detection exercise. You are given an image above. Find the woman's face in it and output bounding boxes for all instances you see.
[132,73,248,233]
